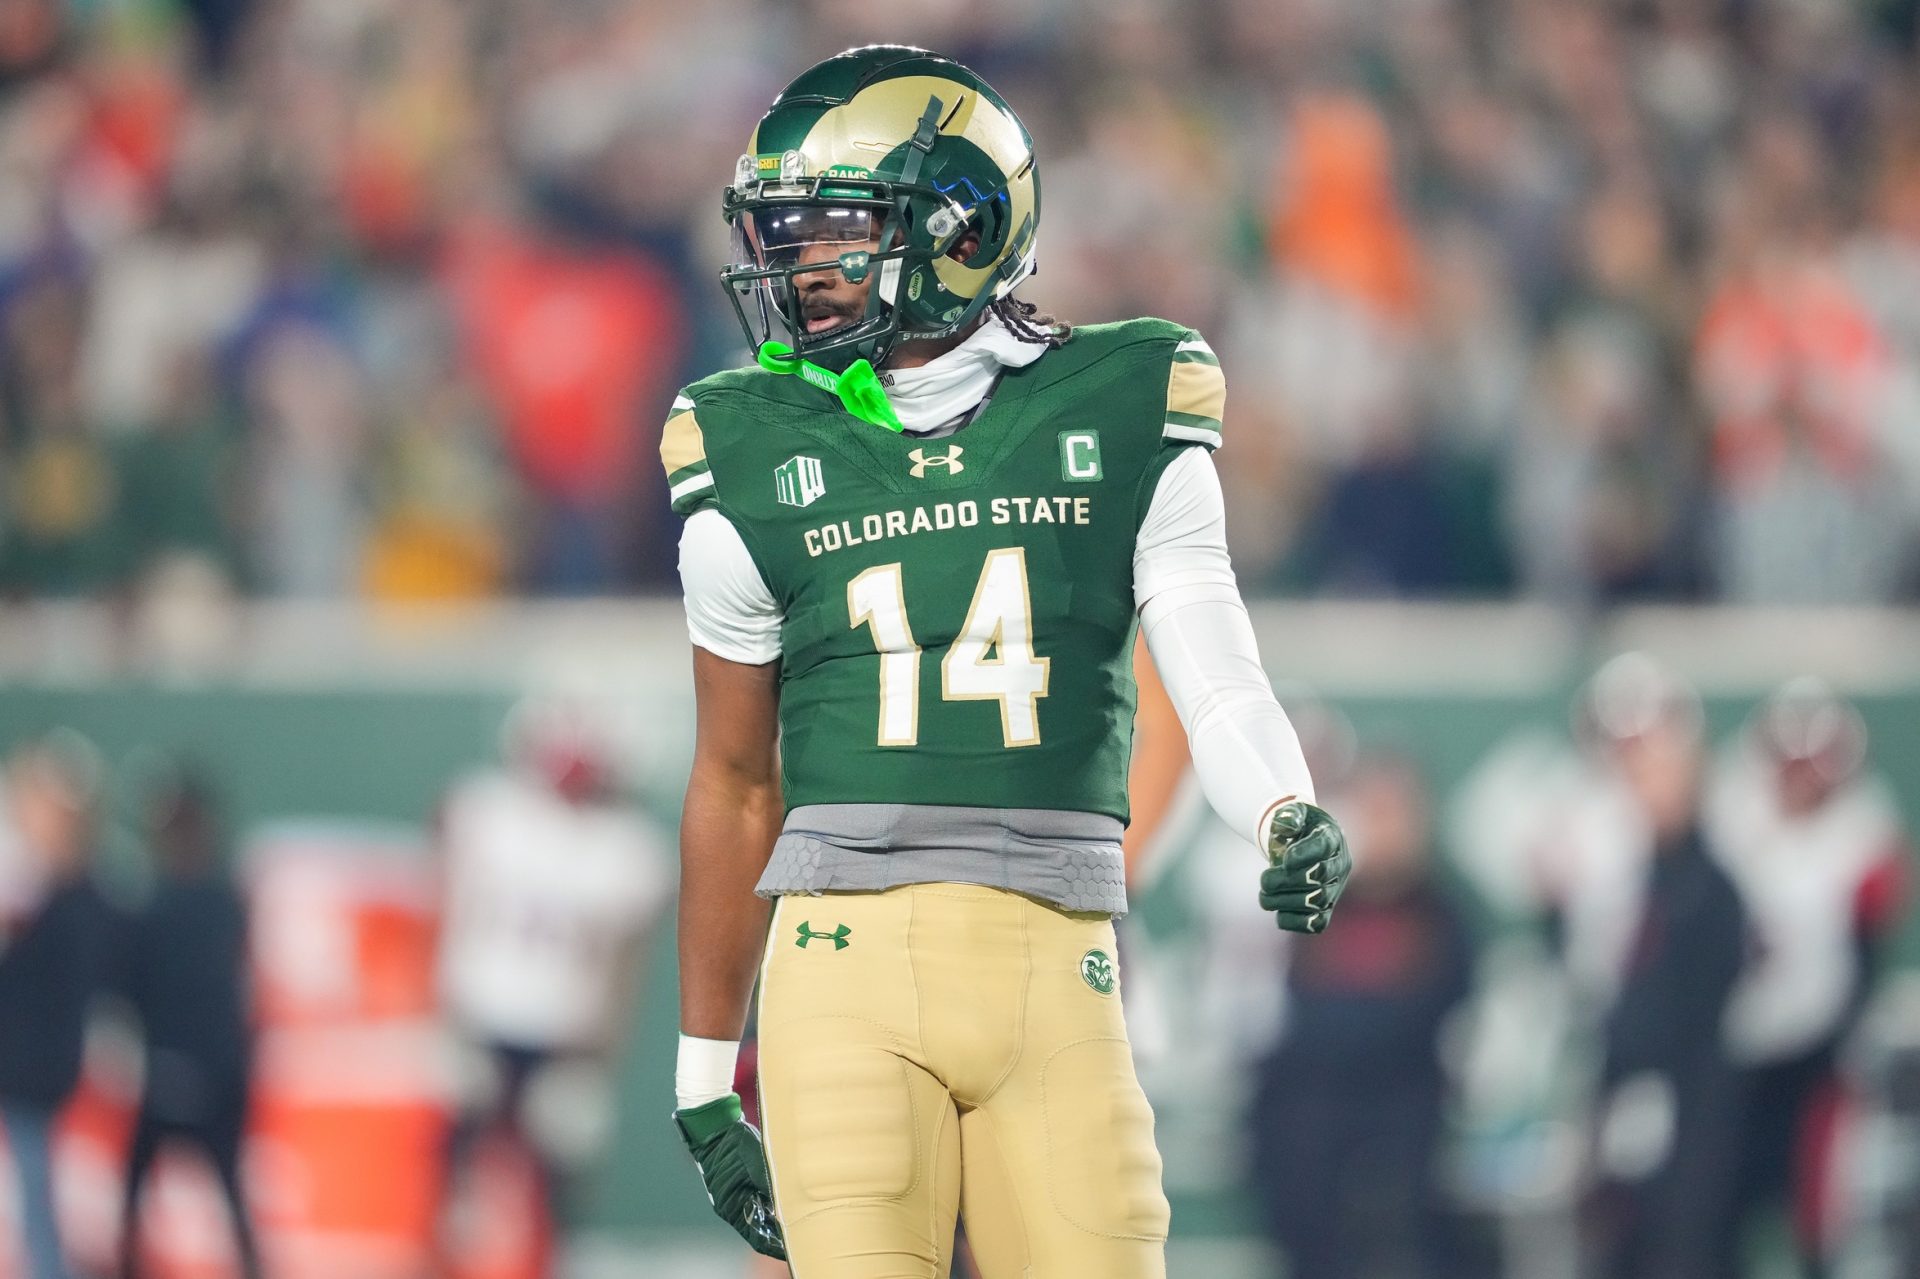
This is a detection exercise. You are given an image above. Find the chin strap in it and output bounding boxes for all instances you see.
[757,341,904,433]
[899,95,943,183]
[865,95,949,336]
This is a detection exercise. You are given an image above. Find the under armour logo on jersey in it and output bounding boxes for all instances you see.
[795,921,851,950]
[907,446,965,477]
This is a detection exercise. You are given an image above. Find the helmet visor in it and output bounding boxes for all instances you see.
[726,203,905,368]
[737,204,883,269]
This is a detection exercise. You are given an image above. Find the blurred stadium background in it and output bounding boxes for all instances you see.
[2,0,1920,1277]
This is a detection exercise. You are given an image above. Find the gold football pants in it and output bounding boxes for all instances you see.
[757,883,1170,1279]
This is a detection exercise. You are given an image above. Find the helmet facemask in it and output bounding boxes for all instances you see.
[722,158,1001,372]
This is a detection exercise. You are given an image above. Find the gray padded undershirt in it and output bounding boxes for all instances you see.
[756,803,1129,916]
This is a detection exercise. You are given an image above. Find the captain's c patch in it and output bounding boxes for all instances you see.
[1059,431,1102,482]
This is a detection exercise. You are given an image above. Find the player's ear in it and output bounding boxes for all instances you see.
[948,229,983,264]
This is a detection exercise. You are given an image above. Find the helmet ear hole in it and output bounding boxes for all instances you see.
[967,201,1009,265]
[949,223,984,264]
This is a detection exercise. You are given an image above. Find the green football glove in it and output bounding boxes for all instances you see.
[1258,800,1352,934]
[674,1093,787,1260]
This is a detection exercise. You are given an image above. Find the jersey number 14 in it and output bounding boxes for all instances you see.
[847,548,1051,749]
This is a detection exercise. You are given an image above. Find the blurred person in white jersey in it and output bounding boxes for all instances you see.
[1706,679,1910,1278]
[433,699,673,1265]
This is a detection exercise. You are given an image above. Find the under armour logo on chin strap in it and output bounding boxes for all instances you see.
[907,446,965,477]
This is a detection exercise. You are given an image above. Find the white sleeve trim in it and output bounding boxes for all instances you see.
[1162,422,1223,447]
[669,471,716,503]
[1136,450,1314,851]
[1134,447,1239,611]
[678,509,783,665]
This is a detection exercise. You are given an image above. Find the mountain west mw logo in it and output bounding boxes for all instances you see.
[907,445,965,478]
[775,455,826,508]
[795,921,851,951]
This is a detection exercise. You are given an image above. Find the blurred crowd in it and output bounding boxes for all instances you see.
[0,0,1917,604]
[1227,661,1917,1279]
[0,739,259,1279]
[0,709,672,1279]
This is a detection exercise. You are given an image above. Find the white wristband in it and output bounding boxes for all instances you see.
[675,1034,742,1110]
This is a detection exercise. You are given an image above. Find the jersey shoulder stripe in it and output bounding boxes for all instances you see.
[661,364,837,517]
[1040,318,1223,451]
[660,391,714,516]
[1164,329,1223,451]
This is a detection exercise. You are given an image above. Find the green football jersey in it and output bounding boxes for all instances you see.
[660,318,1224,823]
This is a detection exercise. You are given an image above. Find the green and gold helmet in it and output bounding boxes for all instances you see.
[721,45,1041,369]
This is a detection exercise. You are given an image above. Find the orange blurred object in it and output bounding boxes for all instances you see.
[1695,260,1890,490]
[1267,92,1423,320]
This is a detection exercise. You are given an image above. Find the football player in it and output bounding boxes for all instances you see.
[663,46,1350,1278]
[1707,679,1910,1274]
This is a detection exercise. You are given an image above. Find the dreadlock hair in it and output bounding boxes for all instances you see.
[991,296,1072,348]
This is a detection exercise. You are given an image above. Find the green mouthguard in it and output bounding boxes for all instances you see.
[757,341,904,433]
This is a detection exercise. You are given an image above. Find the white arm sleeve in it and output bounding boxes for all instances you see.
[677,508,784,665]
[1135,448,1315,851]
